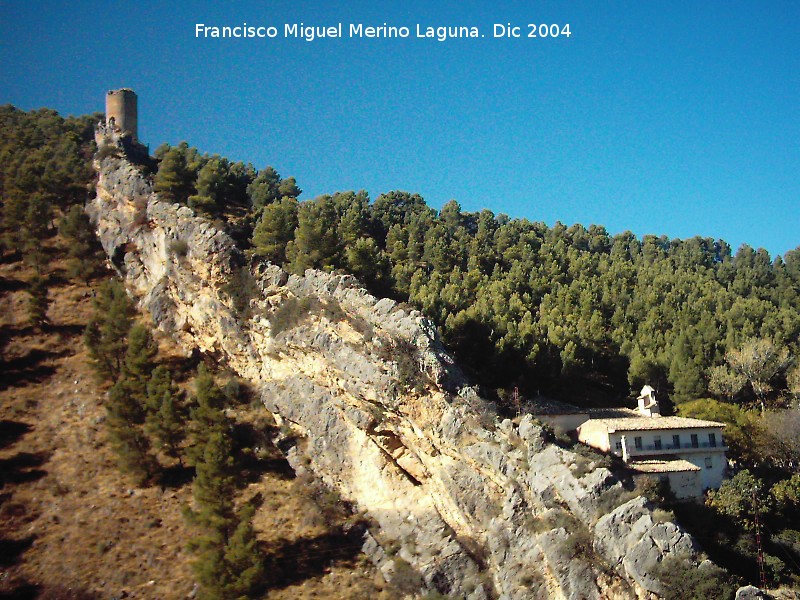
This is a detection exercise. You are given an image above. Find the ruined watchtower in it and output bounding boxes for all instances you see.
[105,88,138,141]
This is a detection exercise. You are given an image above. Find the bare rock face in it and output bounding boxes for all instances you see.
[88,137,710,599]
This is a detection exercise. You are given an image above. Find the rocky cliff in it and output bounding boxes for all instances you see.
[88,129,708,599]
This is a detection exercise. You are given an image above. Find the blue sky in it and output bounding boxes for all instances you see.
[2,0,798,257]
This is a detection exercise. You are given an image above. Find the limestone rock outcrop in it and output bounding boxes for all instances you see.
[88,136,711,599]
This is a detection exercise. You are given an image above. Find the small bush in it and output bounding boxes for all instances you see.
[381,537,402,557]
[188,194,216,214]
[348,312,375,340]
[388,338,429,393]
[222,267,261,317]
[520,567,545,589]
[595,475,668,518]
[269,296,313,335]
[96,540,113,554]
[764,553,789,583]
[96,143,122,161]
[391,557,424,595]
[455,535,489,569]
[540,509,580,532]
[132,195,148,226]
[560,523,594,559]
[572,443,612,469]
[320,297,346,322]
[420,592,455,600]
[169,239,189,257]
[653,508,676,523]
[220,375,245,404]
[571,455,594,478]
[633,474,670,504]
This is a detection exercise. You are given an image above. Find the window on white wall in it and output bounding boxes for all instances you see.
[704,457,713,469]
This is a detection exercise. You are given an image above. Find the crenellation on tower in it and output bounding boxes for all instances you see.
[105,88,138,141]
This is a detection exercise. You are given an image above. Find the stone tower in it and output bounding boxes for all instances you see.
[105,88,138,141]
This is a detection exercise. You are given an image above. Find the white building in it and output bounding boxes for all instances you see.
[576,386,727,499]
[530,387,728,499]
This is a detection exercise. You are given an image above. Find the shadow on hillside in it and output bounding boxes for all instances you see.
[158,464,195,489]
[0,535,35,568]
[159,351,203,383]
[0,324,33,340]
[46,323,86,338]
[0,349,66,390]
[0,582,39,600]
[232,422,295,483]
[0,421,32,450]
[42,271,71,288]
[0,583,99,600]
[0,276,27,293]
[0,250,22,265]
[0,452,49,489]
[262,526,367,590]
[240,453,295,484]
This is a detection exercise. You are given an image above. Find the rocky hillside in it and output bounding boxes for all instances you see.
[88,126,714,599]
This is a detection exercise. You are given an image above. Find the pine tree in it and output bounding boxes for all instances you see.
[108,377,146,424]
[58,205,100,282]
[226,161,256,206]
[120,323,158,406]
[145,364,172,411]
[27,274,49,328]
[286,196,340,274]
[189,157,227,214]
[106,379,158,484]
[154,145,193,203]
[346,237,387,289]
[788,364,800,400]
[250,196,298,263]
[188,526,228,600]
[336,191,370,247]
[222,503,265,598]
[184,364,266,599]
[191,429,236,529]
[1,189,29,252]
[246,166,281,212]
[277,176,301,200]
[187,365,230,466]
[145,366,185,464]
[187,426,264,599]
[84,279,135,381]
[186,428,237,600]
[21,192,51,274]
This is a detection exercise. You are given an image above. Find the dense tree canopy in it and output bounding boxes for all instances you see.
[0,105,98,255]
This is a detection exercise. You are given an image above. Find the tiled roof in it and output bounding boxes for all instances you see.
[586,407,641,418]
[528,398,587,415]
[583,415,725,432]
[629,459,701,473]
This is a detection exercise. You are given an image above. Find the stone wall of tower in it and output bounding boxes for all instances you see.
[105,88,138,141]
